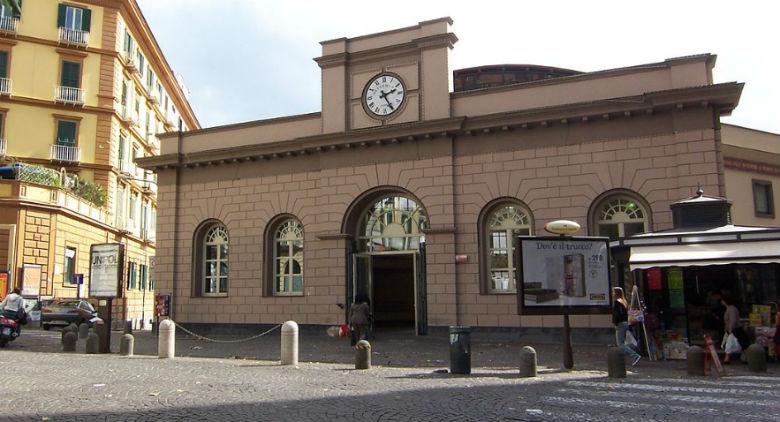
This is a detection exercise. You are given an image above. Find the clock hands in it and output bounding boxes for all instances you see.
[379,88,397,110]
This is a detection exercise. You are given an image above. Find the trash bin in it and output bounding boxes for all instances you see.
[449,326,471,375]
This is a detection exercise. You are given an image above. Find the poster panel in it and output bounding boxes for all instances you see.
[516,236,612,315]
[21,263,41,297]
[89,243,124,298]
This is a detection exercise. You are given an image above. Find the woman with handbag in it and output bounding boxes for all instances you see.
[722,296,744,364]
[613,287,641,366]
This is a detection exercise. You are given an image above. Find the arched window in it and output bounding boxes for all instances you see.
[273,218,304,295]
[357,195,427,252]
[593,195,649,240]
[201,223,229,296]
[482,203,533,293]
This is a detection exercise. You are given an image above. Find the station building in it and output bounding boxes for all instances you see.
[140,18,778,334]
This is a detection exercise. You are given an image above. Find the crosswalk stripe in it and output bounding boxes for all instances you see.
[567,380,780,398]
[544,396,742,417]
[555,387,777,407]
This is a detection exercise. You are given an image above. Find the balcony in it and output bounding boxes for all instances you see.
[118,158,133,175]
[50,144,81,162]
[149,90,160,104]
[0,77,10,95]
[118,103,132,122]
[142,227,156,243]
[147,133,160,154]
[0,16,18,35]
[0,139,6,156]
[55,86,84,105]
[58,27,89,48]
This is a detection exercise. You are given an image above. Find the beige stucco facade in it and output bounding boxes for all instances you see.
[722,124,780,227]
[141,18,754,331]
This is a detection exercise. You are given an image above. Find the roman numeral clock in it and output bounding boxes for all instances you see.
[362,73,406,119]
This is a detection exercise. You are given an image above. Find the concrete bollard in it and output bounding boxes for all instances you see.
[67,323,79,334]
[746,344,767,373]
[281,321,299,366]
[158,319,175,359]
[355,340,371,370]
[519,346,538,378]
[607,347,626,378]
[686,346,706,376]
[78,323,89,339]
[62,331,77,352]
[85,332,99,354]
[120,334,135,357]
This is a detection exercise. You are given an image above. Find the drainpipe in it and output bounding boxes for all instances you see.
[170,121,183,321]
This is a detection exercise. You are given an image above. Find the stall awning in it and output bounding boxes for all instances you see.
[629,240,780,270]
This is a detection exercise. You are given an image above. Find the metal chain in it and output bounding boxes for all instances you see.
[169,320,282,344]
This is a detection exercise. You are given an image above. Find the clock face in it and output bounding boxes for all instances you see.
[363,73,406,117]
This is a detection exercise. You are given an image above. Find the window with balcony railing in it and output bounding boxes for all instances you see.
[0,2,20,34]
[57,4,91,47]
[0,50,10,96]
[56,60,84,104]
[52,120,80,162]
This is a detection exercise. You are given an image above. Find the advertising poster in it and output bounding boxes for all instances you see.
[667,268,685,309]
[89,243,124,298]
[516,236,611,315]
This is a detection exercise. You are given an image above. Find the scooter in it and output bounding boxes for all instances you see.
[0,316,19,347]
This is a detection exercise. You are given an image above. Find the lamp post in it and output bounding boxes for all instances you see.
[543,220,581,370]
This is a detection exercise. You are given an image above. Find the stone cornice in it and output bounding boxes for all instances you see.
[315,33,457,69]
[138,83,743,171]
[139,117,465,169]
[460,82,744,133]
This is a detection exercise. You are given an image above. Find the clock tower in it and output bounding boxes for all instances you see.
[315,17,457,133]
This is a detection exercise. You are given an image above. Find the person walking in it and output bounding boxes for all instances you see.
[349,294,371,346]
[722,296,747,364]
[612,287,641,366]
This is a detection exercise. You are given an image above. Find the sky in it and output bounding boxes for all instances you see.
[136,0,779,133]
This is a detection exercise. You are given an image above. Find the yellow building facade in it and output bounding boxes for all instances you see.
[0,0,198,329]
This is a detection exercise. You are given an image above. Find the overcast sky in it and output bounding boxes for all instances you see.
[137,0,779,133]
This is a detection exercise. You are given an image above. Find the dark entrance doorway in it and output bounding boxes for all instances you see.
[372,254,415,328]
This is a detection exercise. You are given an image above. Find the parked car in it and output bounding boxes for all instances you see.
[41,299,97,330]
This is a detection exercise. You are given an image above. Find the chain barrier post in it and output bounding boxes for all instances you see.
[281,321,299,366]
[120,333,134,356]
[158,319,175,359]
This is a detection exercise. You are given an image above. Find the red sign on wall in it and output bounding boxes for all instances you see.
[647,268,663,290]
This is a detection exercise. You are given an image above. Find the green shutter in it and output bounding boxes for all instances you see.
[0,51,7,79]
[12,0,21,18]
[57,3,65,27]
[60,61,80,88]
[82,8,90,31]
[56,120,76,146]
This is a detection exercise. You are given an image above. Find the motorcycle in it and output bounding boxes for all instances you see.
[0,316,19,347]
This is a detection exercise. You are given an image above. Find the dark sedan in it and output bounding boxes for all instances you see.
[41,299,97,330]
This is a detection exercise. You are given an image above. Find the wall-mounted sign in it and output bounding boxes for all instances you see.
[89,243,124,298]
[516,236,612,315]
[21,263,42,297]
[155,294,170,317]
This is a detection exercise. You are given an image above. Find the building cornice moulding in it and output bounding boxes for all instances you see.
[139,83,742,171]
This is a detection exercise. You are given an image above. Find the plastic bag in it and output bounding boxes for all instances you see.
[724,333,742,354]
[338,324,350,337]
[625,330,638,348]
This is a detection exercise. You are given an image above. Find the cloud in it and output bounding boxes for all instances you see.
[137,0,780,132]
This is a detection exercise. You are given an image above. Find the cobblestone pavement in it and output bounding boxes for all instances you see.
[2,327,779,421]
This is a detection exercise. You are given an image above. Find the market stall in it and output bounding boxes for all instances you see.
[610,191,780,359]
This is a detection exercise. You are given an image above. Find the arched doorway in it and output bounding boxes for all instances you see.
[344,190,429,335]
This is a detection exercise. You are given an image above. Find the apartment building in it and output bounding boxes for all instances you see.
[0,0,199,328]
